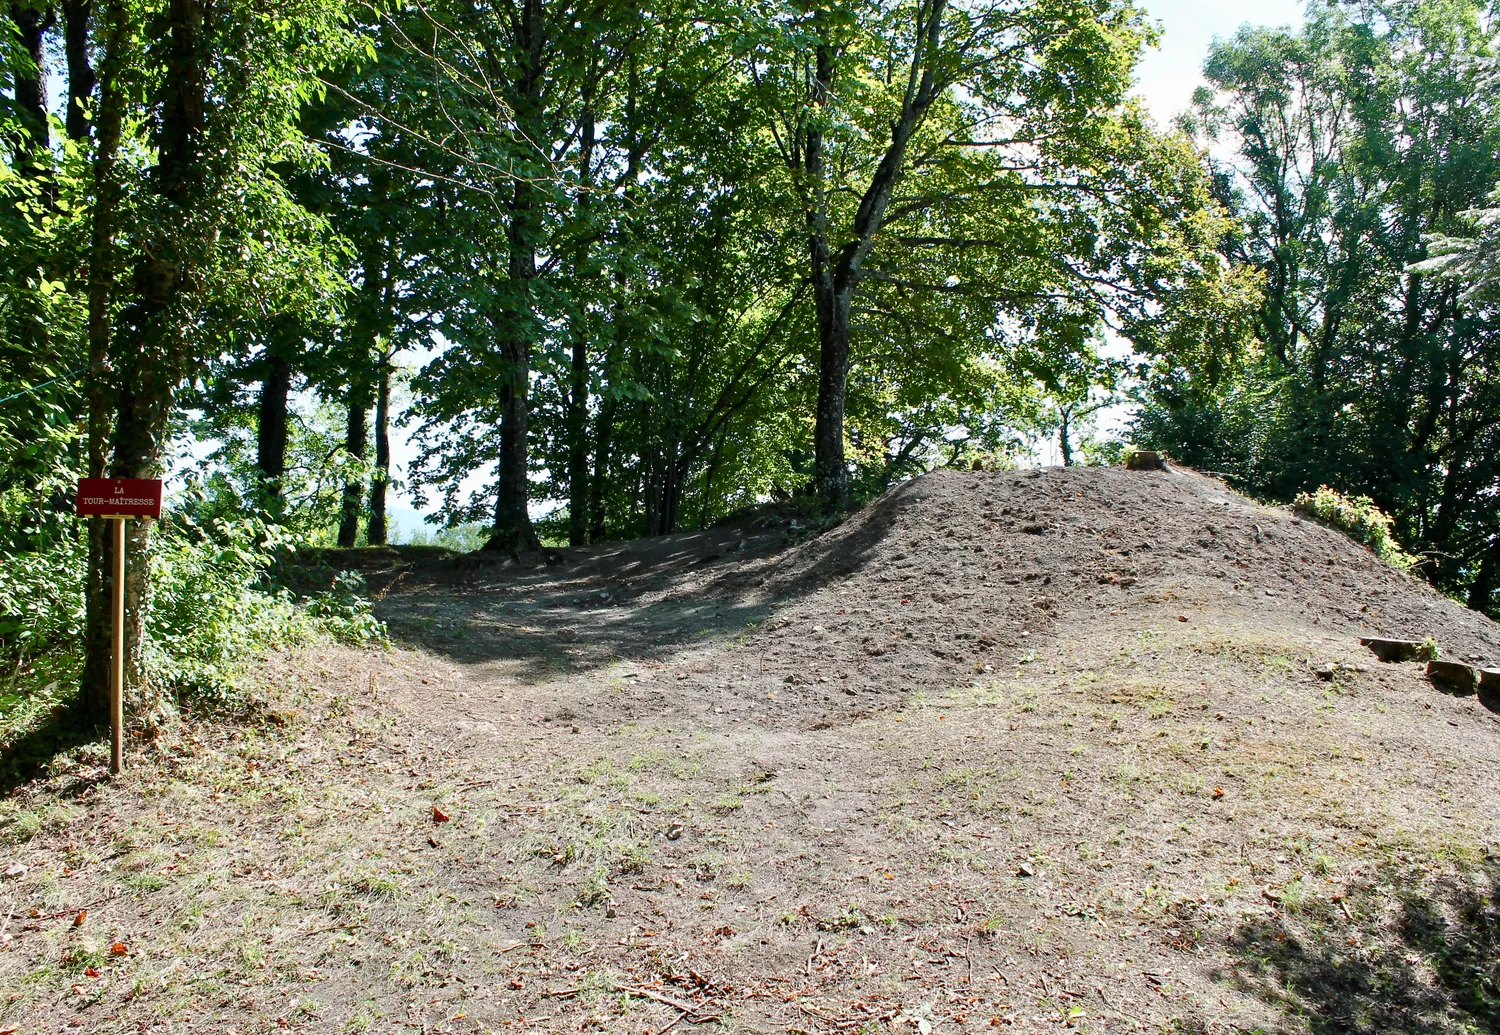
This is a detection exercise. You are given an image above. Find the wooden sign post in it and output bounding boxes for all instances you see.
[75,478,163,776]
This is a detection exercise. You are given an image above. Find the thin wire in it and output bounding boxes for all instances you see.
[0,366,87,407]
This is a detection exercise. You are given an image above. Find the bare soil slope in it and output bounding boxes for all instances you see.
[5,466,1500,1035]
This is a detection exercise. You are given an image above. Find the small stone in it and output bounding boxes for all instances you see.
[2,862,26,880]
[1017,861,1036,877]
[666,823,684,841]
[605,901,618,918]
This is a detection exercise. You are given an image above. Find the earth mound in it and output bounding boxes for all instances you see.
[669,465,1499,723]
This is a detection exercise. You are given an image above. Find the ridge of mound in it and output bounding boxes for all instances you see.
[666,465,1499,721]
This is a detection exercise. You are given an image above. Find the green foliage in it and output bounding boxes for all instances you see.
[1415,186,1500,304]
[1137,0,1500,614]
[397,522,489,554]
[0,514,385,740]
[1292,486,1418,572]
[145,518,387,701]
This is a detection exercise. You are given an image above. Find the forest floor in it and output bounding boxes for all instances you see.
[4,466,1500,1035]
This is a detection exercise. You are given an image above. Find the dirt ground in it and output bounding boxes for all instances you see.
[4,465,1500,1035]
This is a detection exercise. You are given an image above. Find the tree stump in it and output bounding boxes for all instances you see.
[1479,668,1500,713]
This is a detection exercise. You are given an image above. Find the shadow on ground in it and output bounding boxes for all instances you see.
[315,493,914,684]
[0,699,107,796]
[1211,861,1500,1033]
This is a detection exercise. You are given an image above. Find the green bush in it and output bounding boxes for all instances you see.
[0,529,87,735]
[1292,486,1418,571]
[146,517,387,700]
[399,520,490,553]
[1,512,386,738]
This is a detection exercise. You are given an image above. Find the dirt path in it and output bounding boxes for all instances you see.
[4,467,1500,1034]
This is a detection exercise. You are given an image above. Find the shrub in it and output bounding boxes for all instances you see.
[1,512,386,740]
[146,516,387,700]
[0,530,87,736]
[1292,486,1417,571]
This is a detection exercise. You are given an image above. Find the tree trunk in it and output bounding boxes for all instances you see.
[700,433,723,527]
[255,348,292,497]
[567,328,589,546]
[1469,539,1498,618]
[485,0,543,554]
[337,399,368,548]
[563,96,597,549]
[1059,407,1074,466]
[802,1,945,511]
[626,466,643,534]
[812,281,852,509]
[589,393,616,543]
[105,0,207,687]
[7,2,52,173]
[489,325,538,551]
[338,167,390,547]
[80,0,128,724]
[642,457,659,537]
[63,0,94,142]
[367,360,391,546]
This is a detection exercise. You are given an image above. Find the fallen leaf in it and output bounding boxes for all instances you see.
[432,806,450,824]
[73,909,87,928]
[84,966,99,978]
[109,941,129,956]
[1212,787,1225,799]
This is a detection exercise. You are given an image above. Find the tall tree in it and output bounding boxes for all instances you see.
[77,0,353,709]
[1139,0,1500,614]
[742,0,1238,507]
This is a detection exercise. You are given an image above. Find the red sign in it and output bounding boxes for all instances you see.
[75,478,163,519]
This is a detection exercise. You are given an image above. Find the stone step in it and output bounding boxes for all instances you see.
[1426,659,1479,695]
[1479,668,1500,713]
[1358,637,1430,663]
[1125,449,1167,472]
